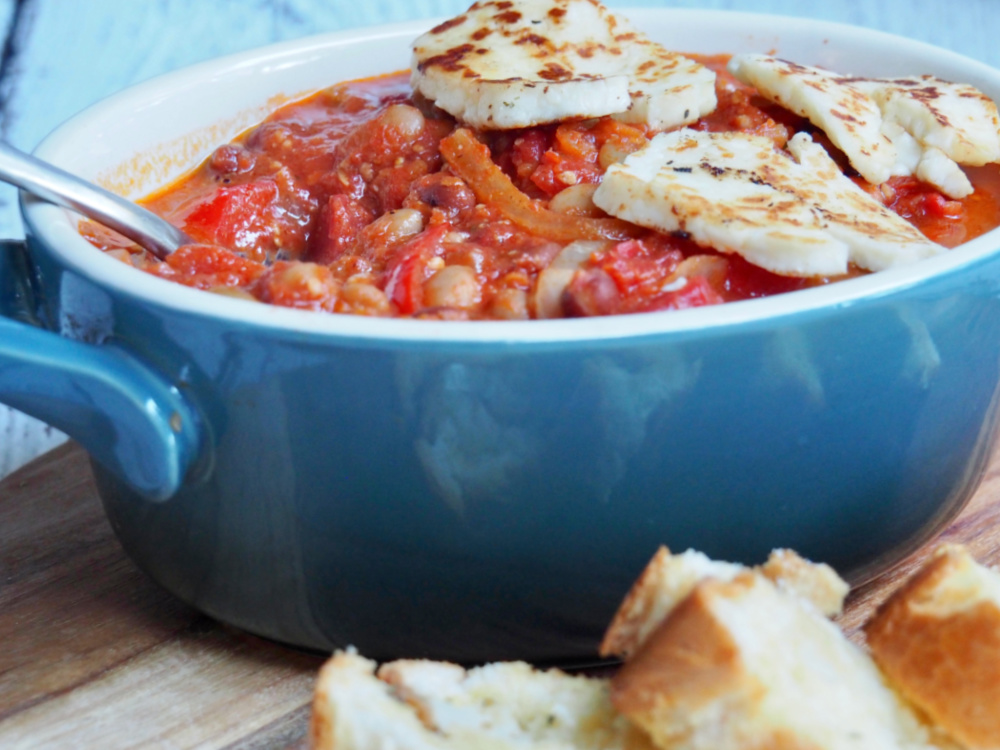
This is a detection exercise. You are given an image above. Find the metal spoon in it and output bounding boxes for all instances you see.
[0,141,191,260]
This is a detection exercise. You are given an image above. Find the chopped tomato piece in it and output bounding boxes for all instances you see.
[507,123,609,197]
[151,244,265,289]
[181,180,279,252]
[508,129,550,182]
[642,276,725,311]
[589,118,646,145]
[529,151,601,196]
[592,238,685,300]
[383,224,449,314]
[308,193,375,264]
[553,124,598,161]
[721,254,812,300]
[921,192,964,219]
[868,176,967,245]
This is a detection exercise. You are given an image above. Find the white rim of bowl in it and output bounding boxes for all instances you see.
[23,9,1000,345]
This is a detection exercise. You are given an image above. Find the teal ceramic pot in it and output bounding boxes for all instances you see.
[4,11,1000,661]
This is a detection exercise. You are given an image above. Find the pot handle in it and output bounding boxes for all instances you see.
[0,239,204,501]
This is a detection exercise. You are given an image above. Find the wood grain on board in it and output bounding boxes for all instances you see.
[0,443,323,750]
[2,440,1000,747]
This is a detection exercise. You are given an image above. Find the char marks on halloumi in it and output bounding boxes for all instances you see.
[592,129,944,277]
[857,74,1000,166]
[728,54,1000,198]
[411,0,716,130]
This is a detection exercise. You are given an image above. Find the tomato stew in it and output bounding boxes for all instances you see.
[82,57,1000,320]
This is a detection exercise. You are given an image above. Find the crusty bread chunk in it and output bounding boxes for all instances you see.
[311,651,446,750]
[866,545,1000,750]
[759,547,850,617]
[600,546,848,659]
[600,548,743,660]
[610,572,934,750]
[310,649,654,750]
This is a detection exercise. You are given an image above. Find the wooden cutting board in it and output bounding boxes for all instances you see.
[2,441,1000,748]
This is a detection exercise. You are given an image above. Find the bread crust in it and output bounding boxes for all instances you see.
[612,576,750,720]
[309,652,348,750]
[611,570,930,750]
[865,545,1000,749]
[611,573,826,750]
[310,650,655,750]
[601,547,678,660]
[759,549,849,617]
[601,547,848,661]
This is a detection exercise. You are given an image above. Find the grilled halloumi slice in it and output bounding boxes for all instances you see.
[857,74,1000,166]
[728,55,897,186]
[728,54,1000,198]
[592,129,943,277]
[411,0,716,130]
[786,133,946,271]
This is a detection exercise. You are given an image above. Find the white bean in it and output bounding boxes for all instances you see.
[342,282,390,315]
[423,265,481,309]
[531,240,608,318]
[532,268,574,319]
[490,288,529,320]
[669,255,729,288]
[371,208,425,244]
[598,142,630,171]
[549,184,600,216]
[272,262,333,296]
[381,104,425,139]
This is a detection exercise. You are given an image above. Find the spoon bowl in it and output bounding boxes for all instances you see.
[0,140,189,259]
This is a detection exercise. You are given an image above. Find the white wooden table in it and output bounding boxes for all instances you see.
[2,0,1000,478]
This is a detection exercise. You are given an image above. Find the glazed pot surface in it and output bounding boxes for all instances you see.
[76,270,1000,660]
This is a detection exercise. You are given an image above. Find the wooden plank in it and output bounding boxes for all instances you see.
[0,443,324,749]
[0,445,199,714]
[1,631,319,748]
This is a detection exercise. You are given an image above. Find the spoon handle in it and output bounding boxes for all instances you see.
[0,141,190,259]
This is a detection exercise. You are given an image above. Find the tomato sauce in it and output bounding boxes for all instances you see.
[83,58,1000,320]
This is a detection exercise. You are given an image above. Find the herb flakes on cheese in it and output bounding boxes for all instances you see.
[728,54,1000,198]
[411,0,716,130]
[592,129,944,277]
